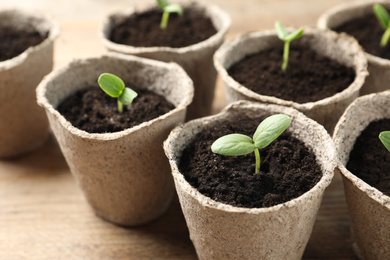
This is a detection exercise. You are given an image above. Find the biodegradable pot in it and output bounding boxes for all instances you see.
[318,0,390,96]
[0,9,59,158]
[164,100,335,260]
[100,2,230,120]
[36,52,193,226]
[333,91,390,260]
[213,28,368,133]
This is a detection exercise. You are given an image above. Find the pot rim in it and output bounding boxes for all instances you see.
[0,8,59,71]
[36,52,194,141]
[213,27,368,111]
[317,0,390,65]
[164,100,336,214]
[99,1,231,55]
[333,91,390,208]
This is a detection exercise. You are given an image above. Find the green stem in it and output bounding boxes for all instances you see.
[254,148,260,174]
[118,100,123,113]
[282,41,290,71]
[381,28,390,47]
[160,11,169,29]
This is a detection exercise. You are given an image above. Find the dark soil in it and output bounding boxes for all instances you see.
[334,12,390,59]
[57,86,175,133]
[109,7,217,48]
[0,26,48,61]
[178,115,323,208]
[347,119,390,196]
[228,46,355,104]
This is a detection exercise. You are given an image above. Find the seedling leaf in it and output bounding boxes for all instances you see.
[164,4,183,15]
[274,21,304,71]
[98,73,125,98]
[119,87,138,105]
[374,4,390,30]
[157,0,169,9]
[379,131,390,152]
[97,73,138,113]
[284,28,304,42]
[373,4,390,46]
[157,0,183,29]
[275,21,288,39]
[211,134,255,156]
[211,114,291,173]
[253,114,291,149]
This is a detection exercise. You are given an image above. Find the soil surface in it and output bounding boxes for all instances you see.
[57,86,175,133]
[0,26,48,61]
[109,8,217,48]
[228,46,355,104]
[178,115,322,208]
[347,119,390,196]
[334,12,390,59]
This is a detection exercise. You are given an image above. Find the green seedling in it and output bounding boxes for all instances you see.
[97,73,138,113]
[274,21,304,72]
[379,131,390,151]
[373,4,390,47]
[156,0,183,29]
[211,114,291,174]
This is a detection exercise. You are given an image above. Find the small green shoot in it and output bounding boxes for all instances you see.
[379,131,390,152]
[97,73,138,113]
[274,21,304,72]
[156,0,183,29]
[211,114,291,174]
[373,4,390,47]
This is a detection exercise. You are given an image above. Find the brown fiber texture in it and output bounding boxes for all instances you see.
[37,53,193,226]
[164,101,335,260]
[214,27,367,134]
[0,9,58,158]
[100,2,230,120]
[333,91,390,260]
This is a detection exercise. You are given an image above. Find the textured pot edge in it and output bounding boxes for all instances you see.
[0,8,60,71]
[213,27,368,111]
[98,1,231,55]
[164,100,336,214]
[36,52,194,141]
[333,91,390,209]
[317,0,390,67]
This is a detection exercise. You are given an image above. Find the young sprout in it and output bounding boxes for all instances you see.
[379,131,390,151]
[97,73,138,114]
[373,4,390,47]
[156,0,183,30]
[211,114,291,174]
[274,21,304,72]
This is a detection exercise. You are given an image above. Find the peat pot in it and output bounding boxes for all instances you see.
[333,91,390,260]
[36,52,193,226]
[318,0,390,96]
[0,8,59,158]
[214,27,367,133]
[164,100,335,260]
[100,1,230,120]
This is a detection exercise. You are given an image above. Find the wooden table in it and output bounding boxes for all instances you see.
[0,0,359,259]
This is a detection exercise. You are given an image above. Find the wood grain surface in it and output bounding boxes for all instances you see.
[1,0,359,259]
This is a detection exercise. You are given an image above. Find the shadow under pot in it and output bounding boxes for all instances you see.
[333,90,390,260]
[100,1,231,120]
[318,0,390,96]
[164,100,335,260]
[36,52,193,226]
[0,8,59,158]
[214,27,368,134]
